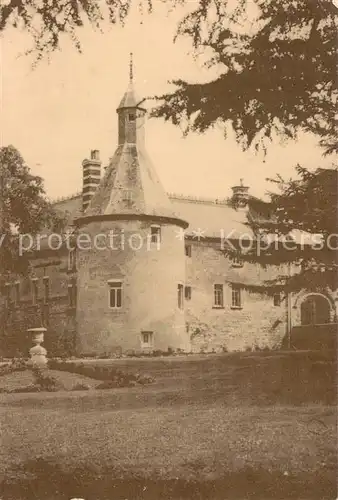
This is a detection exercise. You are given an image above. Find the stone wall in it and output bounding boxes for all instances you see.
[185,240,286,352]
[0,250,76,357]
[76,218,189,356]
[1,235,297,357]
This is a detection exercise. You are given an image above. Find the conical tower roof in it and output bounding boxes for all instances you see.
[83,144,185,221]
[117,83,141,109]
[76,55,188,228]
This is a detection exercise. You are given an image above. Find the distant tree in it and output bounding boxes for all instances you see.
[1,0,336,154]
[0,145,66,280]
[223,166,338,294]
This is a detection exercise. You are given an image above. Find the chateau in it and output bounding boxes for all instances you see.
[1,61,337,357]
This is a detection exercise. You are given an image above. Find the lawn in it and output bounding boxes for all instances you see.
[0,350,336,500]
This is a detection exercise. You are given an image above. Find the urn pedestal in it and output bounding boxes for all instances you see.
[27,327,48,369]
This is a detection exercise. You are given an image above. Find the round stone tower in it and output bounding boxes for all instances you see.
[74,55,190,355]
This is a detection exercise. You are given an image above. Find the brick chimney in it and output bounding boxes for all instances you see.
[231,179,249,209]
[82,150,101,212]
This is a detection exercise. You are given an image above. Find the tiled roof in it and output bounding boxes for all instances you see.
[81,144,184,221]
[53,193,82,224]
[117,82,144,110]
[51,192,318,247]
[53,192,254,238]
[170,197,253,239]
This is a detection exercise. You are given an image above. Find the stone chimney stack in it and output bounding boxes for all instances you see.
[231,179,249,209]
[82,150,101,212]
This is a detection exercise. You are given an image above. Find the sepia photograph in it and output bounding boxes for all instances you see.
[0,0,337,498]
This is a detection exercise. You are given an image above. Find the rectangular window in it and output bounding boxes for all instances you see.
[141,331,153,347]
[68,279,77,308]
[185,245,192,257]
[177,284,184,309]
[68,284,74,308]
[14,281,20,306]
[108,281,123,309]
[128,113,136,121]
[68,285,73,307]
[31,278,38,305]
[231,256,243,268]
[231,285,242,308]
[4,283,11,308]
[150,225,161,244]
[122,190,133,208]
[214,284,224,308]
[185,285,192,300]
[273,293,281,307]
[73,282,77,308]
[43,277,50,304]
[68,249,77,271]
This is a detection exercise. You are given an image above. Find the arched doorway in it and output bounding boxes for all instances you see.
[300,294,331,326]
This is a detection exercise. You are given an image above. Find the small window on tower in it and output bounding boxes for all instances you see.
[122,190,133,207]
[128,113,136,122]
[150,225,161,244]
[141,331,153,347]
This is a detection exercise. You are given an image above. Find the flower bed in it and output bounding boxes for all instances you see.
[0,358,154,393]
[0,358,28,377]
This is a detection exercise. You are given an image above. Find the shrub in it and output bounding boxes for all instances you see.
[96,377,137,389]
[46,359,155,387]
[71,383,90,391]
[11,358,27,370]
[96,380,120,390]
[66,362,77,374]
[0,384,42,394]
[81,365,97,379]
[136,374,154,385]
[47,358,60,370]
[8,384,41,393]
[32,367,63,392]
[0,364,11,377]
[0,358,28,378]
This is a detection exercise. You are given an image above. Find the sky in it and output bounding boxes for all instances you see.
[1,3,335,203]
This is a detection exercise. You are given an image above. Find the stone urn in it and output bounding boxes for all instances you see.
[27,327,48,369]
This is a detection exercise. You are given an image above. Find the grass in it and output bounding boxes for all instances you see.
[0,350,336,499]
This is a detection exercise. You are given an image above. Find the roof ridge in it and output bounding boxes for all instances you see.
[167,192,229,206]
[51,191,82,204]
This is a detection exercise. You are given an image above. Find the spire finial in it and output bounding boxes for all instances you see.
[129,52,133,83]
[240,178,244,186]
